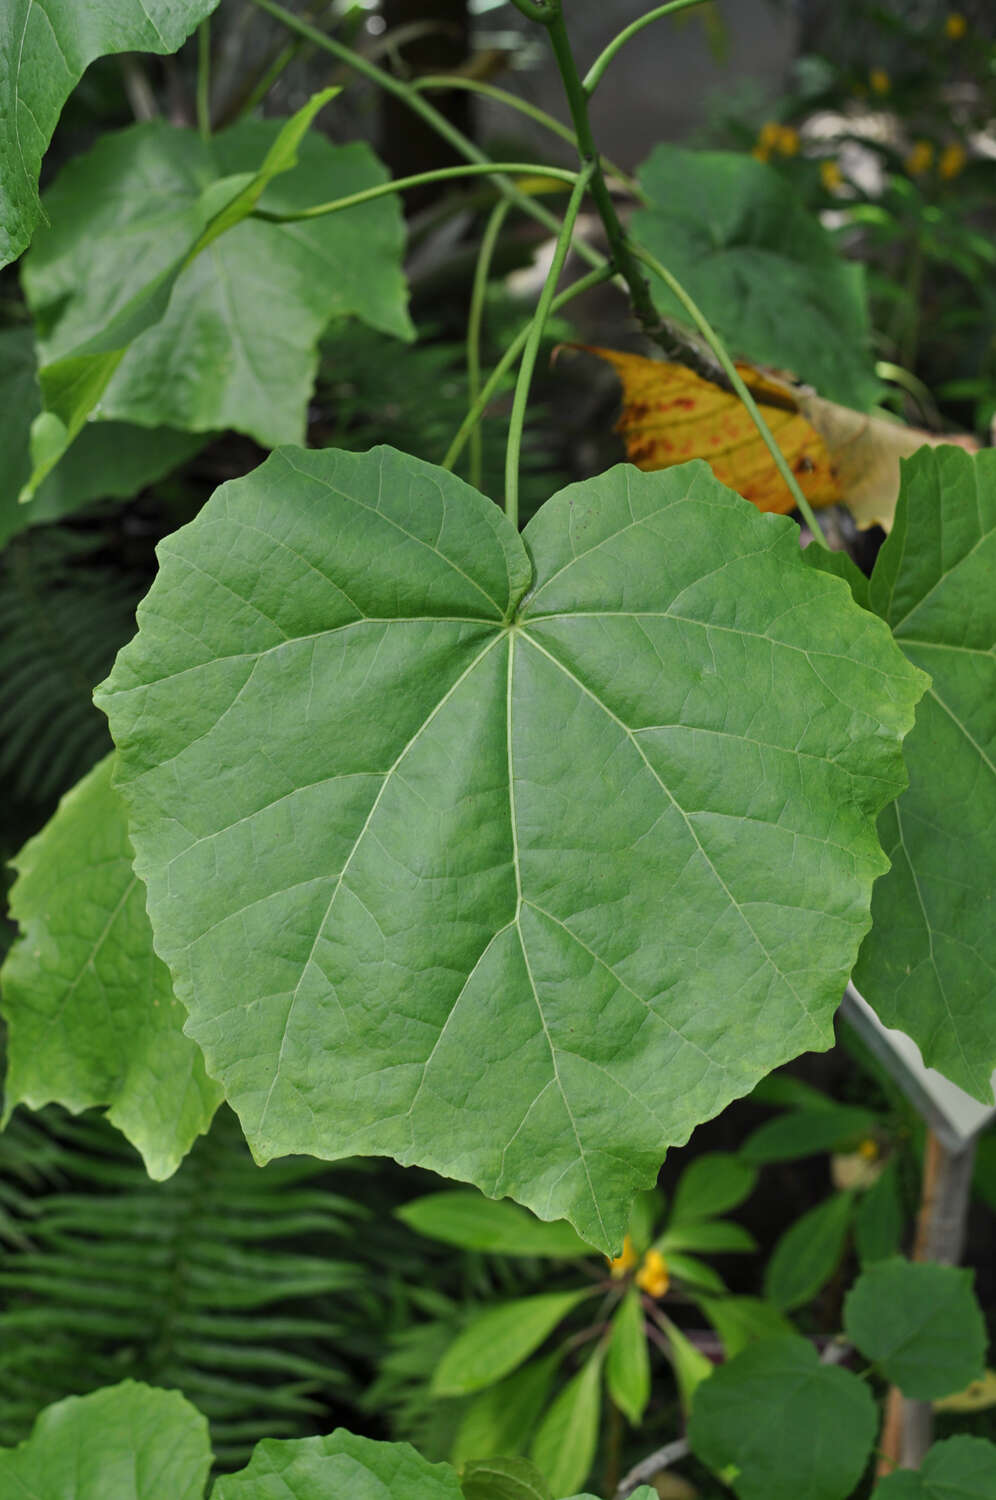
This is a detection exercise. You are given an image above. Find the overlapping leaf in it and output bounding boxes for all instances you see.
[0,755,221,1176]
[22,119,412,452]
[631,147,880,410]
[97,448,924,1251]
[0,0,217,269]
[855,447,996,1099]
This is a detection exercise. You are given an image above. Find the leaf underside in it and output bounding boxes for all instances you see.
[22,121,412,449]
[97,448,924,1251]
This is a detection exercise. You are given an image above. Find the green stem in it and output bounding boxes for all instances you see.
[196,19,211,140]
[254,161,579,222]
[411,75,647,201]
[582,0,713,97]
[247,0,604,264]
[632,242,829,542]
[468,200,512,492]
[443,263,614,475]
[504,163,595,529]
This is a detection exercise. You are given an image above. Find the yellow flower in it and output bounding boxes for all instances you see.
[608,1234,638,1278]
[635,1248,670,1299]
[857,1138,879,1161]
[939,142,967,179]
[758,121,782,149]
[945,12,967,39]
[752,145,771,163]
[776,125,800,157]
[906,139,934,176]
[820,159,844,191]
[870,68,891,95]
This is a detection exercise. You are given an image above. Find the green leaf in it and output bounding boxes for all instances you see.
[0,0,218,270]
[0,756,221,1177]
[844,1257,987,1399]
[461,1456,553,1500]
[741,1105,881,1163]
[688,1335,878,1500]
[529,1350,603,1497]
[607,1287,650,1424]
[664,1252,727,1293]
[871,1436,996,1499]
[0,1380,211,1498]
[857,447,996,1101]
[660,1314,714,1414]
[696,1295,793,1358]
[451,1355,560,1467]
[214,1429,463,1499]
[0,327,206,542]
[96,450,925,1252]
[397,1191,593,1257]
[631,147,880,409]
[658,1219,756,1254]
[22,118,411,461]
[669,1153,757,1223]
[433,1292,587,1397]
[854,1159,904,1265]
[628,1188,662,1254]
[764,1190,854,1311]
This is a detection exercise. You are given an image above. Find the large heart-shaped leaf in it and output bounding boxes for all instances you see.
[871,1436,996,1500]
[0,327,206,545]
[631,147,880,411]
[844,1258,987,1399]
[0,755,221,1176]
[214,1430,464,1500]
[855,446,996,1100]
[0,0,217,270]
[22,120,412,450]
[96,449,924,1251]
[0,1381,211,1500]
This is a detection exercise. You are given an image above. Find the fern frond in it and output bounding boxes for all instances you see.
[0,1106,370,1466]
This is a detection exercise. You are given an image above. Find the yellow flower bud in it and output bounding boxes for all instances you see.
[905,140,934,176]
[857,1138,879,1161]
[945,13,967,39]
[820,159,844,192]
[608,1234,637,1277]
[939,142,967,179]
[635,1248,670,1299]
[758,121,782,149]
[777,125,800,157]
[870,68,891,95]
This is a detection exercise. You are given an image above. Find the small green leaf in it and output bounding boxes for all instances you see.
[857,446,996,1101]
[741,1106,881,1163]
[0,756,221,1176]
[696,1295,793,1358]
[451,1355,560,1467]
[665,1253,727,1293]
[628,1188,663,1254]
[660,1314,714,1414]
[529,1350,603,1497]
[764,1190,854,1311]
[670,1153,757,1223]
[844,1258,987,1399]
[214,1429,463,1499]
[871,1436,996,1499]
[607,1287,650,1424]
[397,1192,593,1258]
[461,1456,553,1500]
[0,1381,211,1499]
[632,146,880,409]
[433,1292,588,1397]
[688,1335,878,1500]
[658,1220,756,1254]
[854,1159,904,1265]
